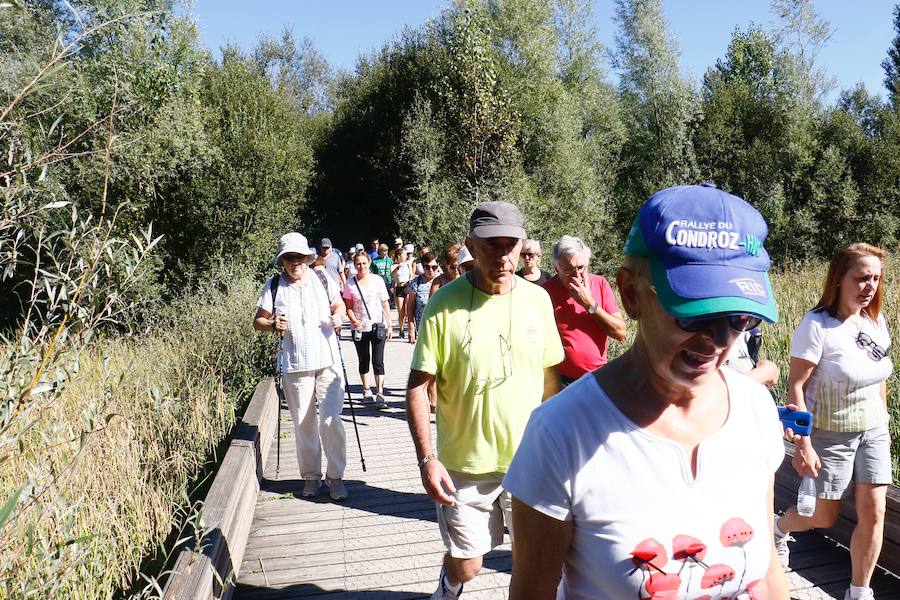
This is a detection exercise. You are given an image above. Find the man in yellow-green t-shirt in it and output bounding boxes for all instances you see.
[406,201,564,600]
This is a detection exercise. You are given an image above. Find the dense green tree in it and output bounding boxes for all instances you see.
[144,46,317,288]
[695,26,799,255]
[311,0,626,265]
[612,0,699,232]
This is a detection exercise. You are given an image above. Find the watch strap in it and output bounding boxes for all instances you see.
[417,452,437,468]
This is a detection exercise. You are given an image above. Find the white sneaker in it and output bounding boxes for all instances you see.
[325,477,348,501]
[301,478,321,498]
[431,569,463,600]
[774,532,794,570]
[362,389,375,403]
[844,588,875,600]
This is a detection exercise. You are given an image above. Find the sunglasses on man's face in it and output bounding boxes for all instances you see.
[282,253,307,263]
[424,264,440,271]
[674,314,762,334]
[521,253,538,259]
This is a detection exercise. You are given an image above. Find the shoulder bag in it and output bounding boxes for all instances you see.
[354,278,388,340]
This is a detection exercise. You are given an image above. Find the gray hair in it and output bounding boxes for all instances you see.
[552,235,591,265]
[522,239,542,255]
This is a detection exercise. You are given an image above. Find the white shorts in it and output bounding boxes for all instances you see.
[436,471,513,559]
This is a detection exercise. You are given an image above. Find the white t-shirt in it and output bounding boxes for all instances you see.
[342,276,389,332]
[256,272,340,373]
[503,370,784,600]
[790,310,892,432]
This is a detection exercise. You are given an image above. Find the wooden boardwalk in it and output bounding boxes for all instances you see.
[234,327,900,599]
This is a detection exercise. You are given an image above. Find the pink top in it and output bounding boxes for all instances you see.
[543,273,620,379]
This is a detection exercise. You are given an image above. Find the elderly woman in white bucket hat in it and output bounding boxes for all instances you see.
[253,233,350,501]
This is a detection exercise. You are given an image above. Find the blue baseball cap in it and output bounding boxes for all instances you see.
[623,183,778,323]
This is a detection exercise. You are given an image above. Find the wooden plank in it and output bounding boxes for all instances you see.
[164,379,277,599]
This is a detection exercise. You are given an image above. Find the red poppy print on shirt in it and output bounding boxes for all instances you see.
[626,516,761,599]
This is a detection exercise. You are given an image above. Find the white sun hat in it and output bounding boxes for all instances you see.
[457,245,474,265]
[272,232,316,266]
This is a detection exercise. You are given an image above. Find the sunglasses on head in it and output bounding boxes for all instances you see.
[674,314,762,333]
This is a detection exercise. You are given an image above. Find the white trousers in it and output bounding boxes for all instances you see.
[281,366,347,480]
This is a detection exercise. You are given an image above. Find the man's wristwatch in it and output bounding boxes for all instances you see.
[417,452,437,468]
[587,302,599,315]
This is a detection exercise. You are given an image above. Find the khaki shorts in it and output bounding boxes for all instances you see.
[811,424,892,500]
[436,471,512,558]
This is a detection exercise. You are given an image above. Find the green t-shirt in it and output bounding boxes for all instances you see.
[411,274,564,474]
[371,256,394,287]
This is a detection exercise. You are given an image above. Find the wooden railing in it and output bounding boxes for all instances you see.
[162,379,278,600]
[774,441,900,575]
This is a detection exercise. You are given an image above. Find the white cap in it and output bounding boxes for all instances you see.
[458,245,474,265]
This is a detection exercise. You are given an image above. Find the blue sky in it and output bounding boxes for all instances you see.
[192,0,897,103]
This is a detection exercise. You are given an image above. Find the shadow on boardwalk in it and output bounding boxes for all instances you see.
[259,479,437,524]
[236,584,424,600]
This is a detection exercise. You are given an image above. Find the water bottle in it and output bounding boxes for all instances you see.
[797,475,817,517]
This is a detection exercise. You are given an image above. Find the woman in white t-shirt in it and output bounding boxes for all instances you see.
[342,251,392,408]
[504,185,789,600]
[391,248,412,336]
[774,243,892,600]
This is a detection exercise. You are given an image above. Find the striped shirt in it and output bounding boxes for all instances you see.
[257,272,340,373]
[790,310,892,432]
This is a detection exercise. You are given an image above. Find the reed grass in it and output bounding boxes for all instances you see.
[0,268,273,598]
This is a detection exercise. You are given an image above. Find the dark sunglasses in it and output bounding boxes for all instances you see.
[675,314,762,334]
[281,253,307,263]
[521,253,539,258]
[856,332,887,361]
[424,264,440,271]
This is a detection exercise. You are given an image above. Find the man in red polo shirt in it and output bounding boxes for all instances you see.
[543,235,627,385]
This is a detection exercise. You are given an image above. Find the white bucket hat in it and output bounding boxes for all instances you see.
[403,243,415,253]
[272,232,316,266]
[458,245,474,265]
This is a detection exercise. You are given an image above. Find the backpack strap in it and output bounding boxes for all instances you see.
[270,274,280,308]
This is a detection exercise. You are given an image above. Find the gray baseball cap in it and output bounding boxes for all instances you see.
[321,237,332,248]
[469,201,526,239]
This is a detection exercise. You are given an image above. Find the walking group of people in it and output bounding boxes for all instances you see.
[253,183,893,600]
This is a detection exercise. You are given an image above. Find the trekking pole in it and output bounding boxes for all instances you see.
[274,332,285,477]
[336,340,366,472]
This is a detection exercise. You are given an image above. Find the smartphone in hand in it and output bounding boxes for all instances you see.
[777,406,813,436]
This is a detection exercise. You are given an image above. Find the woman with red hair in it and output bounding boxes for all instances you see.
[774,243,892,600]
